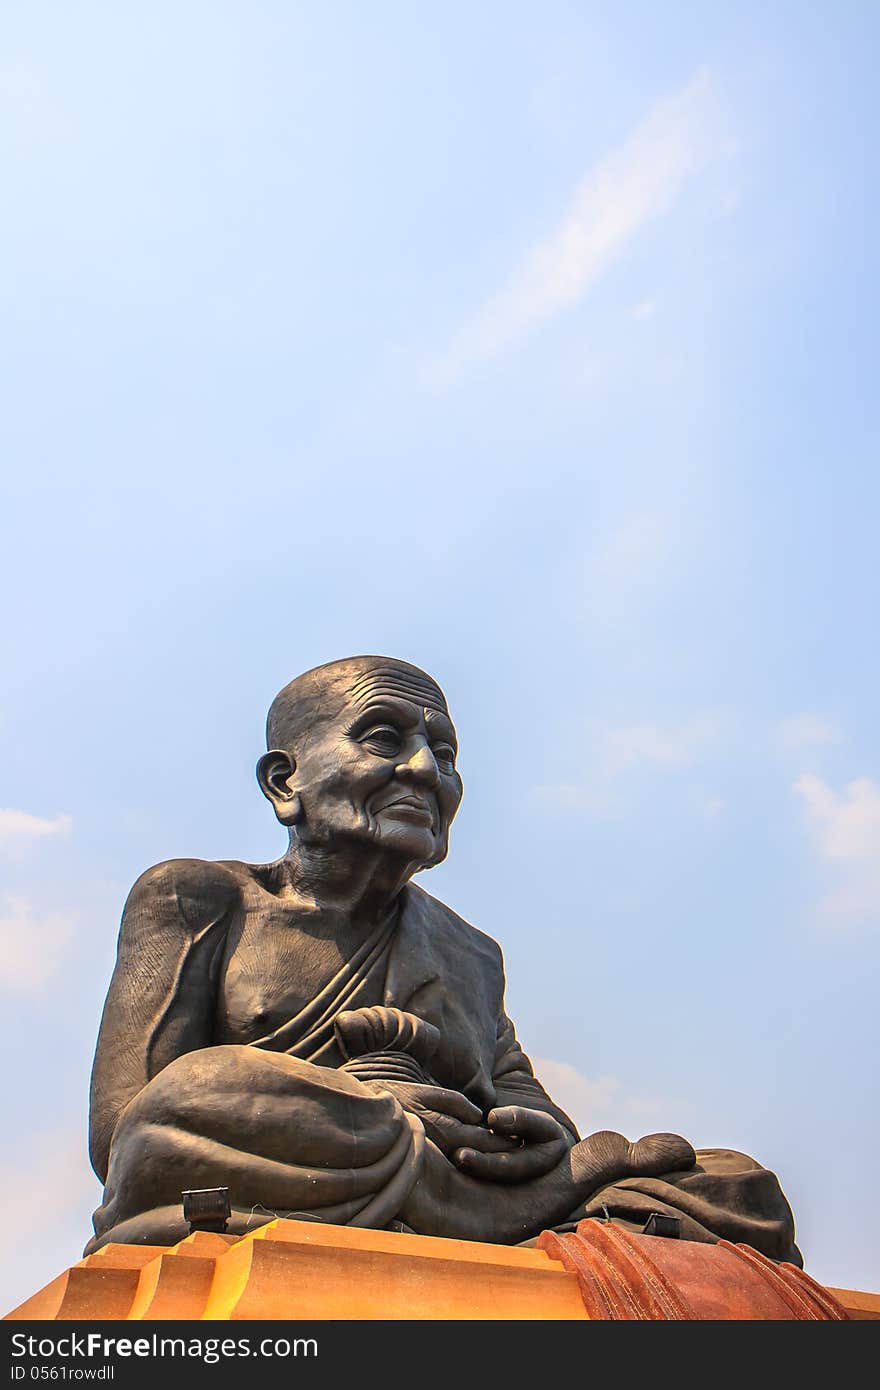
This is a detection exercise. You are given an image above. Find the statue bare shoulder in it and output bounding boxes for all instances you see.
[89,856,249,1180]
[122,855,251,922]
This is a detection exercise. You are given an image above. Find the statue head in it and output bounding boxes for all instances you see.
[257,656,463,872]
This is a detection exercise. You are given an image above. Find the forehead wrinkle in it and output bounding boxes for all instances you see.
[348,664,442,693]
[354,694,422,728]
[348,670,448,713]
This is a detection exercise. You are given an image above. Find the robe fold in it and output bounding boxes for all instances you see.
[557,1148,802,1263]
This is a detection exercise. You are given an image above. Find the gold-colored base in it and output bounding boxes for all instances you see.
[5,1218,877,1321]
[5,1220,587,1321]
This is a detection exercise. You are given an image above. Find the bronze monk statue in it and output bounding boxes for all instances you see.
[87,656,801,1261]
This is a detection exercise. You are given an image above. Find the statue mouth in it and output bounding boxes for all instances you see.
[375,794,437,828]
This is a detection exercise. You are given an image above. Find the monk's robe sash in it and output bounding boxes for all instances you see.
[248,909,398,1065]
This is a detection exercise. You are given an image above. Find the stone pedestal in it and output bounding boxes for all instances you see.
[5,1219,875,1321]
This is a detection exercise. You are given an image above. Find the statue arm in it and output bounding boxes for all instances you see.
[446,999,581,1185]
[491,1010,580,1143]
[88,858,238,1183]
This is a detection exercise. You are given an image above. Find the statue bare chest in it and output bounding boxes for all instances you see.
[213,900,376,1046]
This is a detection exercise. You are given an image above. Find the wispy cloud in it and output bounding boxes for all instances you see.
[778,714,841,751]
[0,809,72,839]
[535,712,724,815]
[794,774,880,924]
[431,68,720,381]
[600,713,723,775]
[0,896,76,993]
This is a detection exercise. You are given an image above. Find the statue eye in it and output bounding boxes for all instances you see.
[359,724,402,757]
[432,743,457,772]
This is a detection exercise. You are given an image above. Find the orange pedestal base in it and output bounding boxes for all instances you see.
[4,1219,876,1321]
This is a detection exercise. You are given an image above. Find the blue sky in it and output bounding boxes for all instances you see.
[1,2,878,1309]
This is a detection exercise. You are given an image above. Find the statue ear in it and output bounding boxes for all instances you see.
[257,750,301,824]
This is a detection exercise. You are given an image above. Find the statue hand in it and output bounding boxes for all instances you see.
[335,1007,441,1068]
[365,1081,519,1159]
[452,1106,571,1183]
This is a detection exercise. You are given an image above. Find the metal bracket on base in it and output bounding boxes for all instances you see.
[642,1212,681,1239]
[181,1187,231,1234]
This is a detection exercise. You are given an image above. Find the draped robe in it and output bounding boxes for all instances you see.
[87,858,800,1262]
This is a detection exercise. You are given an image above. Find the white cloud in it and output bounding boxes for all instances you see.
[431,69,719,380]
[533,1058,665,1136]
[600,713,722,775]
[778,714,841,751]
[0,896,76,993]
[794,774,880,923]
[795,774,880,863]
[535,713,724,816]
[632,298,656,319]
[703,796,725,818]
[0,808,72,839]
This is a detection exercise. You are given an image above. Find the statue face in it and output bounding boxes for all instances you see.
[277,663,463,870]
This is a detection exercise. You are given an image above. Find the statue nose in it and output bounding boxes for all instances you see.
[397,742,440,787]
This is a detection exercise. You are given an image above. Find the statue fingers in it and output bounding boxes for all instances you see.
[334,1007,441,1066]
[420,1113,518,1158]
[486,1106,568,1145]
[366,1081,484,1127]
[415,1086,485,1126]
[452,1139,567,1183]
[385,1010,441,1061]
[446,1123,520,1154]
